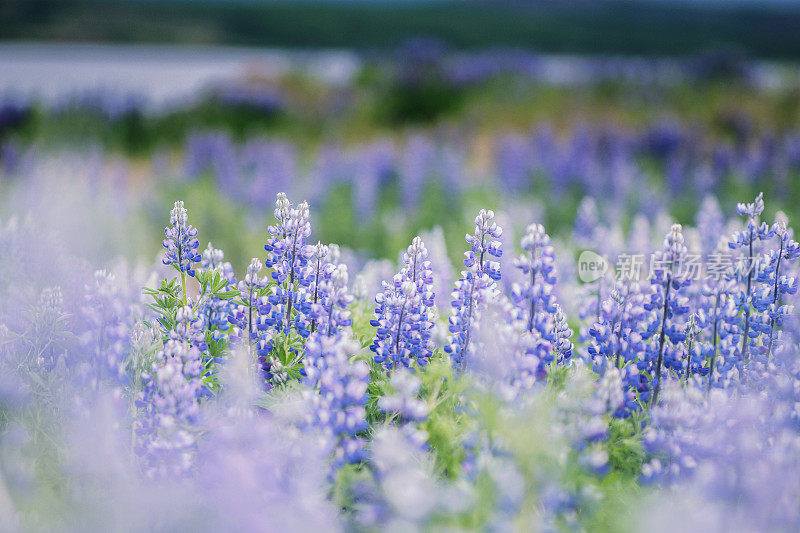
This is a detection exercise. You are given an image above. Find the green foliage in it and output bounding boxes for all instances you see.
[143,278,181,335]
[417,354,469,478]
[583,474,642,533]
[350,301,378,349]
[254,379,305,412]
[606,417,646,479]
[195,269,238,301]
[268,333,308,386]
[544,361,571,393]
[364,357,389,427]
[142,245,243,395]
[144,263,239,333]
[126,321,162,401]
[331,463,371,517]
[375,80,465,125]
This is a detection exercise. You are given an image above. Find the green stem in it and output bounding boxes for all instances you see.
[651,275,671,407]
[740,229,754,362]
[181,271,188,306]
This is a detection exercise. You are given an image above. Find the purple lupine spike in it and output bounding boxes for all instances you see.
[587,280,650,415]
[302,331,369,471]
[162,201,202,278]
[647,223,692,405]
[257,193,312,381]
[296,240,353,340]
[754,216,800,360]
[727,192,775,363]
[197,243,237,342]
[445,209,503,368]
[510,223,572,374]
[228,258,267,354]
[135,305,205,479]
[79,270,133,388]
[370,236,436,370]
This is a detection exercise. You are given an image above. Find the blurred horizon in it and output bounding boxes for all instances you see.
[3,0,800,271]
[3,0,800,60]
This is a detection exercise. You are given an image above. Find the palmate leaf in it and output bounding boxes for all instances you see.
[205,334,228,362]
[211,274,230,294]
[195,270,212,288]
[143,276,185,338]
[269,333,307,384]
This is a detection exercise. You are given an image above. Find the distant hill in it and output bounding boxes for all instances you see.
[2,0,800,59]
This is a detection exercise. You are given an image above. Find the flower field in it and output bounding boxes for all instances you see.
[2,43,800,532]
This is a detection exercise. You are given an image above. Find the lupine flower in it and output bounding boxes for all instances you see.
[553,363,612,476]
[135,305,205,478]
[510,223,572,372]
[445,210,503,368]
[727,192,774,362]
[753,217,800,360]
[302,331,370,470]
[680,313,700,381]
[228,257,267,351]
[262,192,312,335]
[575,215,619,348]
[552,304,574,362]
[15,130,800,532]
[79,270,132,387]
[200,241,226,272]
[296,241,332,337]
[469,297,551,400]
[592,364,624,415]
[301,261,353,339]
[646,223,692,405]
[370,237,436,370]
[641,383,709,484]
[464,210,503,281]
[197,243,237,342]
[257,193,312,383]
[379,368,429,423]
[162,201,201,278]
[171,304,208,354]
[587,281,650,415]
[296,242,353,339]
[642,355,800,532]
[695,272,738,391]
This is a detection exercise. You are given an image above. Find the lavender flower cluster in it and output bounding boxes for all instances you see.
[4,188,800,532]
[172,121,800,229]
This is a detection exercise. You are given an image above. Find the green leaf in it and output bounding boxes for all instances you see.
[214,290,239,300]
[196,270,211,286]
